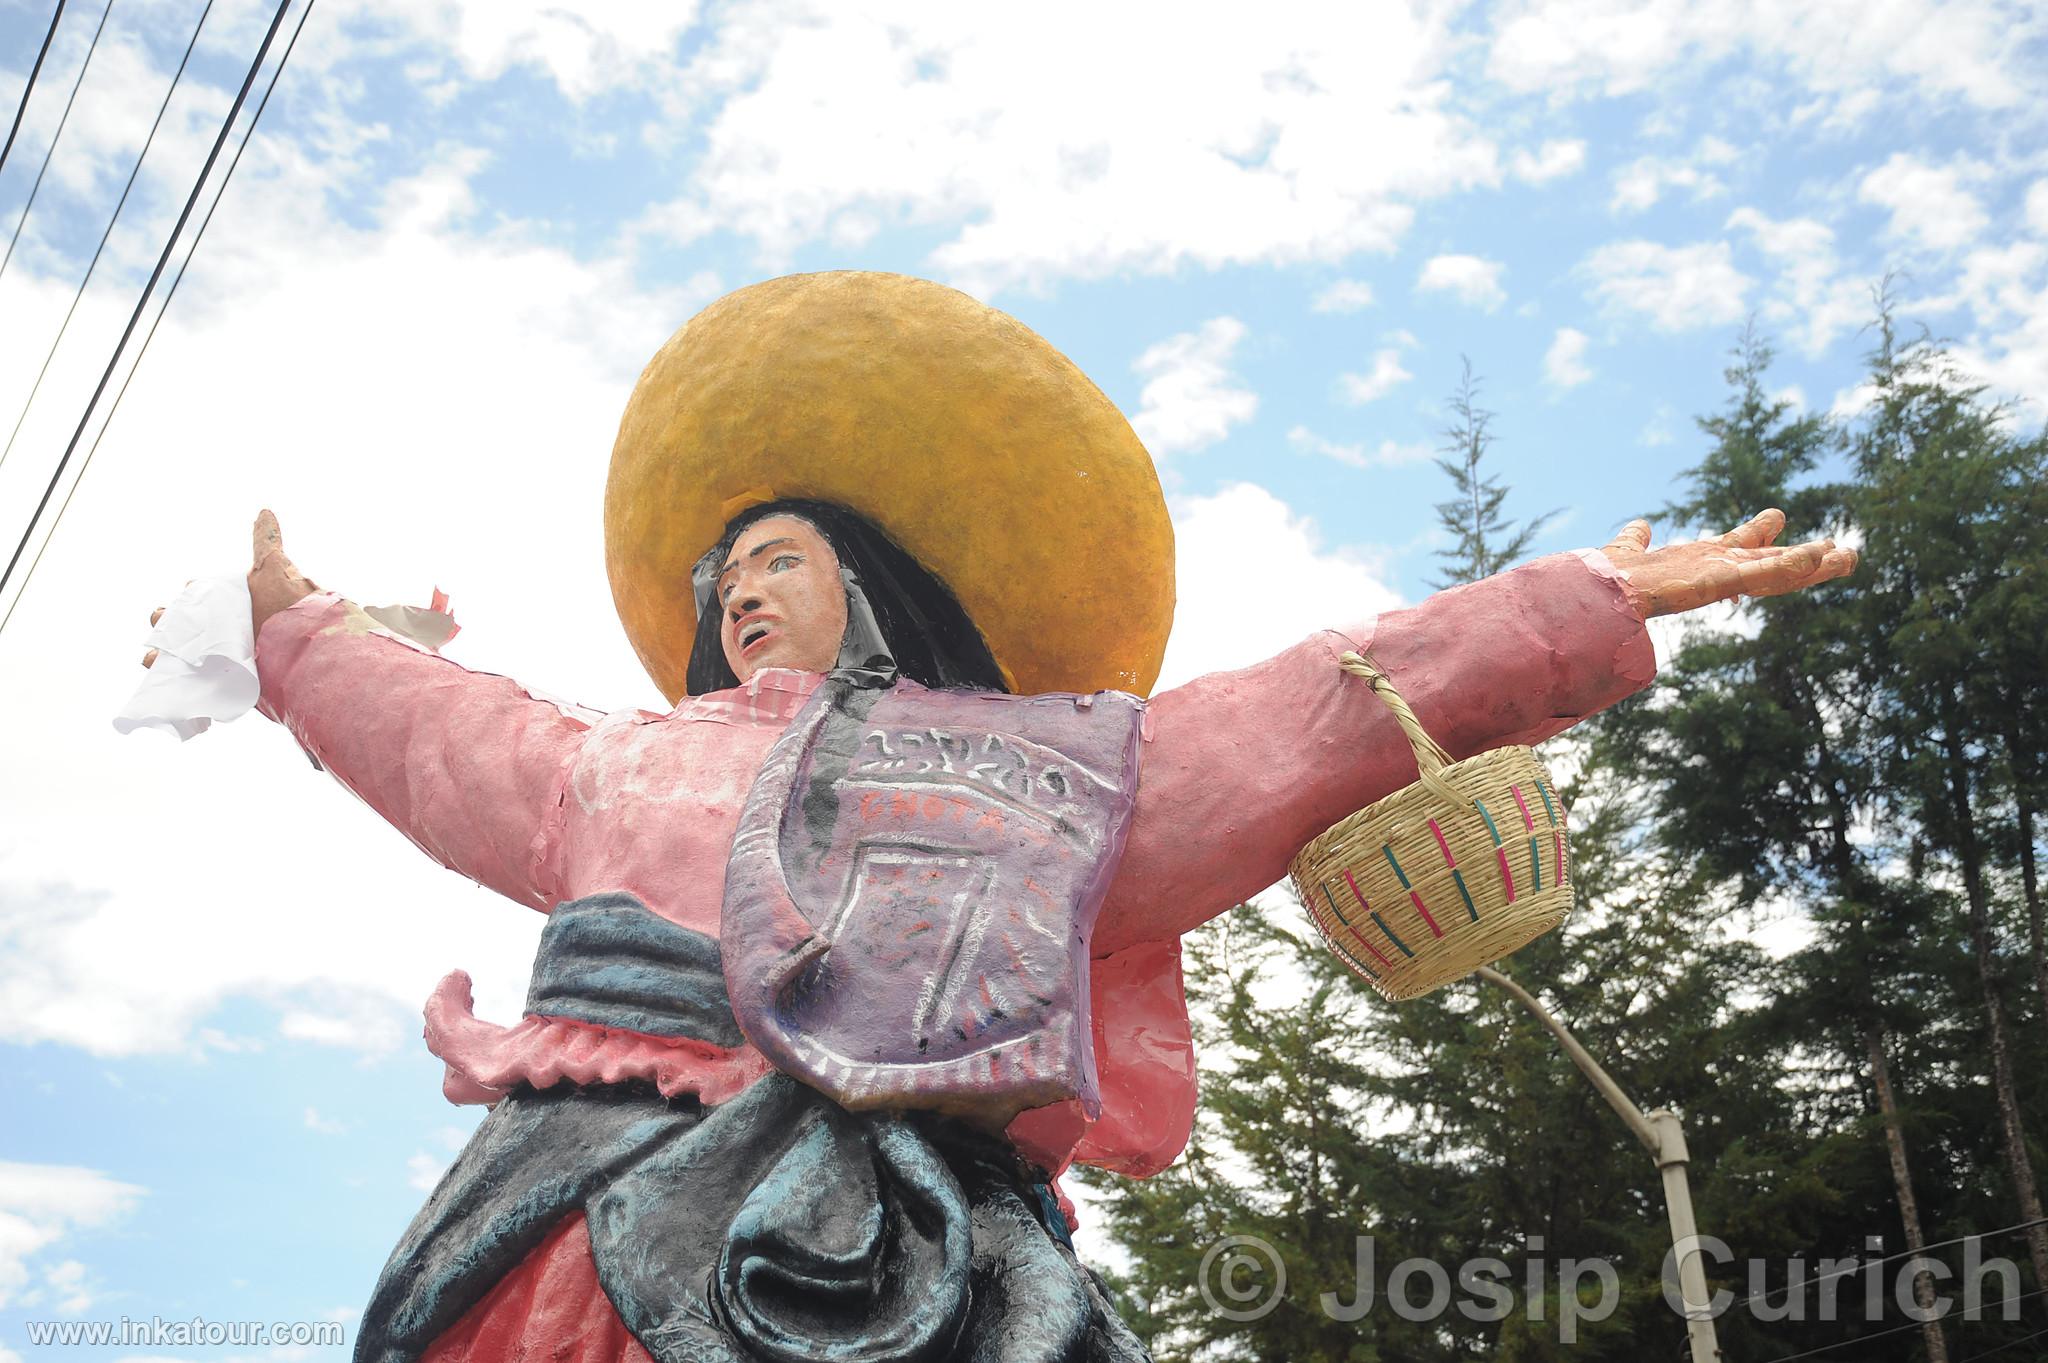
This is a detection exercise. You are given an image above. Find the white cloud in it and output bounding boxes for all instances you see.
[1938,241,2046,326]
[1830,382,1881,420]
[1858,152,1991,253]
[1510,138,1587,184]
[1416,253,1506,310]
[1774,384,1807,411]
[1581,238,1751,331]
[0,1162,144,1310]
[1695,135,1739,165]
[304,1107,347,1136]
[1544,327,1594,387]
[1725,206,1869,356]
[1156,484,1401,688]
[406,1153,449,1193]
[45,1259,90,1315]
[646,5,1502,293]
[1609,145,1729,214]
[1485,0,2043,121]
[1286,425,1432,469]
[1950,269,2048,411]
[2028,181,2048,236]
[1129,317,1258,458]
[1310,278,1376,312]
[1337,347,1414,404]
[0,138,707,1058]
[1640,404,1677,446]
[344,2,705,102]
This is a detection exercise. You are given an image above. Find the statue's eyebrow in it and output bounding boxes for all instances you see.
[718,536,799,582]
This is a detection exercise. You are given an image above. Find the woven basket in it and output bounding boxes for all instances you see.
[1288,652,1573,1002]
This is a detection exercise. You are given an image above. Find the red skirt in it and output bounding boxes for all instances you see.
[420,1214,651,1363]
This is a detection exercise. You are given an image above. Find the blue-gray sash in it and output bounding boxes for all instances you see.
[353,893,1149,1363]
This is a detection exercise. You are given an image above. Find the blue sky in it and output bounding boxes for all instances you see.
[0,1,2044,1359]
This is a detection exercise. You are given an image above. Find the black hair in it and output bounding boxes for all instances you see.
[684,498,1009,696]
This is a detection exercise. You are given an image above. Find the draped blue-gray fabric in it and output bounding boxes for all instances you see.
[353,894,1150,1363]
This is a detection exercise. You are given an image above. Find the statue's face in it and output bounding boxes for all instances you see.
[716,515,849,682]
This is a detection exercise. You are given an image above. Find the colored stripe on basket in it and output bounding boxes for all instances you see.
[1319,883,1387,973]
[1329,937,1383,981]
[1534,776,1567,883]
[1427,817,1457,867]
[1474,797,1516,903]
[1450,868,1478,921]
[1427,818,1480,921]
[1380,845,1444,938]
[1342,869,1415,959]
[1511,787,1544,892]
[1474,797,1504,846]
[1370,910,1414,958]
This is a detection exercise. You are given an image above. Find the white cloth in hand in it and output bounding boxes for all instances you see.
[114,575,257,741]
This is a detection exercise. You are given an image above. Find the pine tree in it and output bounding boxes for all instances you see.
[1608,320,1963,1361]
[1081,360,1823,1361]
[1843,298,2048,1290]
[1430,360,1559,589]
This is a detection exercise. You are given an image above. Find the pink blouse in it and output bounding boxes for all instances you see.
[256,549,1654,1177]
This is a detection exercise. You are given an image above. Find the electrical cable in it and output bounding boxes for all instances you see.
[0,0,212,479]
[1752,1285,2046,1363]
[0,0,313,638]
[0,0,293,607]
[0,1,67,182]
[1722,1215,2048,1314]
[1952,1324,2048,1363]
[0,0,114,288]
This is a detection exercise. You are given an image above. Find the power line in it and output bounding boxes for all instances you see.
[0,0,314,638]
[0,0,293,606]
[0,0,114,288]
[1949,1326,2048,1358]
[0,0,213,478]
[1954,1324,2048,1363]
[1724,1216,2048,1314]
[1753,1285,2046,1363]
[0,1,67,182]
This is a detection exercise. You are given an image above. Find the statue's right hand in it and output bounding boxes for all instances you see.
[139,509,319,670]
[248,509,319,640]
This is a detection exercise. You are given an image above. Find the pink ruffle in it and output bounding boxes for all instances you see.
[422,971,775,1107]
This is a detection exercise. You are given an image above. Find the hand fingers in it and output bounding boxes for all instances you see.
[1604,518,1652,556]
[1652,540,1824,614]
[150,606,164,626]
[142,647,158,669]
[1773,546,1858,593]
[1718,507,1786,550]
[1733,540,1826,597]
[252,509,282,569]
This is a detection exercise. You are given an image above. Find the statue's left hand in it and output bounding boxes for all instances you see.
[1599,508,1857,619]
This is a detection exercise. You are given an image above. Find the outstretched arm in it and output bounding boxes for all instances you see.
[151,513,598,909]
[1094,509,1853,954]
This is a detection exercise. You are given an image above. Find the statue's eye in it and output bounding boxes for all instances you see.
[768,553,801,573]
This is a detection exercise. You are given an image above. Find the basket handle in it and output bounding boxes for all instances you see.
[1337,651,1468,811]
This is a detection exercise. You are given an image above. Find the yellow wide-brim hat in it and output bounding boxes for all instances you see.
[605,272,1175,702]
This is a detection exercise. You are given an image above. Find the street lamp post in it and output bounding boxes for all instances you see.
[1473,965,1723,1363]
